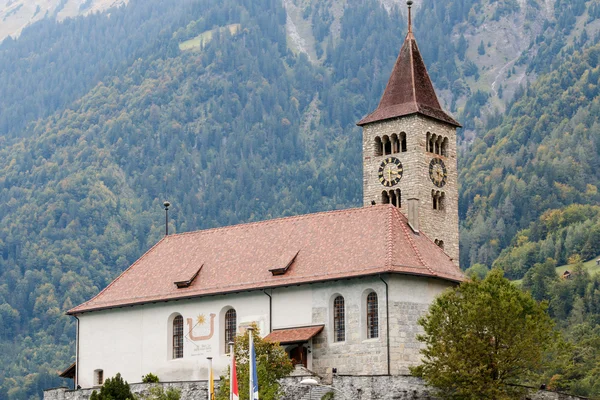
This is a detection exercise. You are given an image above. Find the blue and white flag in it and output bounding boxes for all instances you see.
[249,329,259,400]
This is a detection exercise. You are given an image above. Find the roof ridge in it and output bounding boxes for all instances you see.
[165,205,387,238]
[417,222,464,275]
[68,235,168,314]
[394,207,435,276]
[408,35,417,111]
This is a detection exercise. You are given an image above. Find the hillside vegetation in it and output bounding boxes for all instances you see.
[0,0,599,398]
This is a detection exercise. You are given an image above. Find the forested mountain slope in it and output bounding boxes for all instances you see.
[459,43,600,269]
[0,0,397,397]
[0,0,599,398]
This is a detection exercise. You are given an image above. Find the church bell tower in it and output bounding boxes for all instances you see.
[357,0,461,265]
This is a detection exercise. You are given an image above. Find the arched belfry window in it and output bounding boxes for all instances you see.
[427,133,448,156]
[391,133,399,153]
[367,292,379,339]
[173,315,184,359]
[224,309,237,352]
[382,190,401,207]
[432,191,445,211]
[382,135,391,155]
[333,296,345,342]
[400,132,407,152]
[374,137,383,156]
[435,239,445,250]
[382,191,390,204]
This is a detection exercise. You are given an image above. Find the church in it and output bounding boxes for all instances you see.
[65,2,464,389]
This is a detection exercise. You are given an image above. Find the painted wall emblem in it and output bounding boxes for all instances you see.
[186,313,216,341]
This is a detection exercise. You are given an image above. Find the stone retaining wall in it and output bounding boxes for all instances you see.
[43,381,208,400]
[44,376,588,400]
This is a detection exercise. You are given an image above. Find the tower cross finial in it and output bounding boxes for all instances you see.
[407,0,413,33]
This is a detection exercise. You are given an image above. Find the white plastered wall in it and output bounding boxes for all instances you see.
[77,291,270,388]
[76,275,455,387]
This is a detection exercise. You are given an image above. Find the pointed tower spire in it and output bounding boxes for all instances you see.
[357,1,460,127]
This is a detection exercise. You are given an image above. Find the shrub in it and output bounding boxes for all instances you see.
[142,373,160,383]
[89,373,134,400]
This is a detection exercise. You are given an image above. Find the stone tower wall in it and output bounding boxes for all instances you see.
[362,115,459,265]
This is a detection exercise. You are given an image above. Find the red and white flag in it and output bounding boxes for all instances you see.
[231,348,239,400]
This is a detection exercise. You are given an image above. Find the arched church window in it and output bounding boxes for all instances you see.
[432,190,438,210]
[435,240,444,250]
[382,135,392,155]
[173,315,184,359]
[400,132,407,152]
[94,369,104,386]
[439,192,445,211]
[224,309,237,353]
[396,189,401,207]
[367,292,378,339]
[333,296,345,342]
[374,137,383,157]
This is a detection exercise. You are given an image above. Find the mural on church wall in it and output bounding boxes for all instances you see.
[186,313,216,341]
[186,313,216,358]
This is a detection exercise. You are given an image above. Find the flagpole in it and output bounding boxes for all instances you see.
[248,327,254,400]
[229,342,234,400]
[207,357,213,400]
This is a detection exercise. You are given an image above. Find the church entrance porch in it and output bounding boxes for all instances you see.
[263,325,323,370]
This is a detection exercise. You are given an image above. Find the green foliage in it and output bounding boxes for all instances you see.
[216,325,293,400]
[142,373,160,383]
[460,42,600,269]
[142,386,181,400]
[494,205,600,279]
[412,269,555,399]
[517,259,600,397]
[320,392,335,400]
[89,373,134,400]
[463,263,489,280]
[522,258,558,301]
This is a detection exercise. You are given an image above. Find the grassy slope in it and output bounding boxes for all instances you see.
[178,24,241,51]
[513,255,600,285]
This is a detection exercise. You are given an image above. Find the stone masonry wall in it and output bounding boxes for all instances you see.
[310,279,388,376]
[361,115,459,265]
[45,376,589,400]
[44,381,207,400]
[388,301,430,375]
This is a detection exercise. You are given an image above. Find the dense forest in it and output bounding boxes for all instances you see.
[0,0,599,398]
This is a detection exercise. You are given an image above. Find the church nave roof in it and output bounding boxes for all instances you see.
[69,205,464,314]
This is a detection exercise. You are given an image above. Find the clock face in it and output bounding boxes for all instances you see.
[378,157,403,187]
[429,158,447,188]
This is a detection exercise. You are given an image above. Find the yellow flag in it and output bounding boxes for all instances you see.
[209,363,215,400]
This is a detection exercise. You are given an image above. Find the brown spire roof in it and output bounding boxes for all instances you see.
[68,205,464,314]
[358,22,460,127]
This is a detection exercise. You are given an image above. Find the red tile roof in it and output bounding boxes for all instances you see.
[68,205,464,314]
[357,32,460,127]
[264,325,324,344]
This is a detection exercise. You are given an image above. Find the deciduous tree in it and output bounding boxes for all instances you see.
[412,269,555,399]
